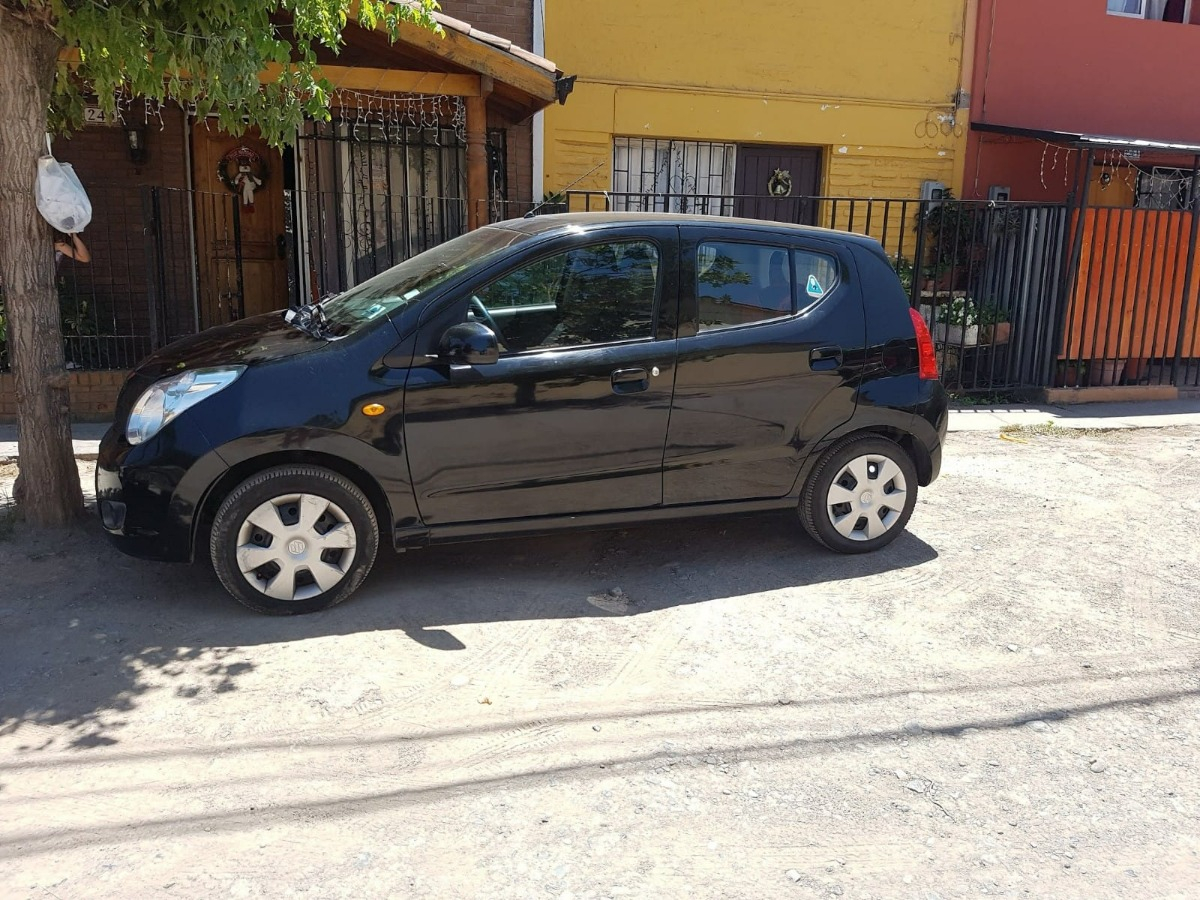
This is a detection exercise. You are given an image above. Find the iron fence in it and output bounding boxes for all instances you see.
[6,178,1200,398]
[0,187,166,373]
[291,189,467,302]
[1059,202,1200,389]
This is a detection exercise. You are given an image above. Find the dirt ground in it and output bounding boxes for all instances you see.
[1,428,1199,899]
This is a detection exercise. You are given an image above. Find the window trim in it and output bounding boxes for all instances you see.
[1106,0,1147,17]
[1106,0,1194,20]
[473,237,666,357]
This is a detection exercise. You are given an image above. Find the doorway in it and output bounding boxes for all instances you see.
[734,145,822,225]
[191,125,289,326]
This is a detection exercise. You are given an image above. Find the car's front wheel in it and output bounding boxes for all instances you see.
[799,435,918,554]
[210,465,380,615]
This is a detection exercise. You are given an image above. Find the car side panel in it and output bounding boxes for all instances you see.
[663,228,867,504]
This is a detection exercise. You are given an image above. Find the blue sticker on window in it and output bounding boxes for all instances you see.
[806,274,824,298]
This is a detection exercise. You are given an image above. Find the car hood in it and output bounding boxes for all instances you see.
[132,312,323,381]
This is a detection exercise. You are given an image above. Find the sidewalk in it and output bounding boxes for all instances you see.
[0,422,107,461]
[946,398,1200,433]
[3,400,1200,460]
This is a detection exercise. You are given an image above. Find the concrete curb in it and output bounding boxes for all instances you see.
[948,399,1200,433]
[0,442,100,462]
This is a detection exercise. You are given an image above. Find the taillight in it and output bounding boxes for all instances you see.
[909,307,938,380]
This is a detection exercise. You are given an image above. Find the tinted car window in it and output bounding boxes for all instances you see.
[794,249,840,308]
[696,241,792,332]
[474,241,660,352]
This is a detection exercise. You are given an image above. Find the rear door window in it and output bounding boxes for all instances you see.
[696,241,793,331]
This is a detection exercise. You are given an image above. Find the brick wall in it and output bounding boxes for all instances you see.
[441,0,537,206]
[0,371,127,423]
[441,1,532,46]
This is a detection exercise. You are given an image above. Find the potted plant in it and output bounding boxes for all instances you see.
[977,302,1011,345]
[1087,358,1126,387]
[922,295,980,347]
[1054,359,1086,388]
[917,195,987,291]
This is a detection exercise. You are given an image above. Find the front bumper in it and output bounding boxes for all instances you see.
[95,421,229,563]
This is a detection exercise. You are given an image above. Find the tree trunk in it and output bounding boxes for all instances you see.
[0,12,84,526]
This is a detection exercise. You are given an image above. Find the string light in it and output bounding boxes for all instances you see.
[328,89,467,144]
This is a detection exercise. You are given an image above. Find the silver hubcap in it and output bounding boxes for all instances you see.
[236,493,358,601]
[825,454,907,542]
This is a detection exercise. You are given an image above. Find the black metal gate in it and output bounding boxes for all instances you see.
[291,119,467,302]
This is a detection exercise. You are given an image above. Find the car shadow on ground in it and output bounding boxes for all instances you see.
[355,511,938,649]
[0,511,937,751]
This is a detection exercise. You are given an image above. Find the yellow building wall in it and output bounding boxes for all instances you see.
[543,0,972,219]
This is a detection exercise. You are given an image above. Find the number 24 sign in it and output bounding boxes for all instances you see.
[84,107,115,126]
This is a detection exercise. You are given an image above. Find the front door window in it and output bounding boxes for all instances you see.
[471,241,661,353]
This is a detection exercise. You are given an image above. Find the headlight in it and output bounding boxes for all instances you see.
[126,366,245,445]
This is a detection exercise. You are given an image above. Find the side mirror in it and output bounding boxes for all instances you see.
[438,321,499,366]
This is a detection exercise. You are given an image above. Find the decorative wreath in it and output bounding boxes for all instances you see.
[767,168,793,198]
[217,145,268,193]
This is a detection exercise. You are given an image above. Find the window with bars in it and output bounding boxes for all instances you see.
[612,137,737,215]
[296,119,467,297]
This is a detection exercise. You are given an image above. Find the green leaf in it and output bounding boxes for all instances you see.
[41,0,440,147]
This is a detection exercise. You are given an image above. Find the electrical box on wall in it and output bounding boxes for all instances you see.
[920,180,947,203]
[988,185,1012,202]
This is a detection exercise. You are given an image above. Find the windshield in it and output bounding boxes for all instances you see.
[316,226,532,337]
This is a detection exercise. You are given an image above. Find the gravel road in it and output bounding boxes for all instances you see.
[1,427,1198,899]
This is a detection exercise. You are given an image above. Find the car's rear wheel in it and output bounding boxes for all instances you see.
[210,465,379,615]
[799,435,918,554]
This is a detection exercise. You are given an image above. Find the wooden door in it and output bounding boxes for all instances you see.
[734,145,822,225]
[191,126,288,327]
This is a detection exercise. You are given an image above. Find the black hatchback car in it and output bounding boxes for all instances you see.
[97,213,947,615]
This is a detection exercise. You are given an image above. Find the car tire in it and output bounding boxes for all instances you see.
[799,435,918,554]
[209,465,380,615]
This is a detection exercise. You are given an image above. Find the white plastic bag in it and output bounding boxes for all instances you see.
[35,137,92,234]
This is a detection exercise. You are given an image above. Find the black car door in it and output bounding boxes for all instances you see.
[402,227,680,525]
[663,226,866,505]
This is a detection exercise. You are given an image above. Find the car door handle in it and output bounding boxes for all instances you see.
[810,345,842,371]
[611,367,649,394]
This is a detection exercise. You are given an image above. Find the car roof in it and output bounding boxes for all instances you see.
[491,211,882,251]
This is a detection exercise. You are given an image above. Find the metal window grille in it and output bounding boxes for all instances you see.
[1137,167,1195,210]
[612,137,736,214]
[295,118,467,298]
